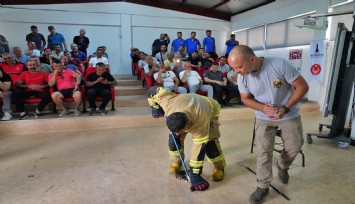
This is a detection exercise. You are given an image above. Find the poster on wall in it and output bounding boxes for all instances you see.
[308,39,326,85]
[289,49,302,71]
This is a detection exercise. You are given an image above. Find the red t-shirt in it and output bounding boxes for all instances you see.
[48,69,76,91]
[18,71,48,92]
[0,62,26,75]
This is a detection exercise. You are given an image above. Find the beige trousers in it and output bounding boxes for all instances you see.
[255,116,304,188]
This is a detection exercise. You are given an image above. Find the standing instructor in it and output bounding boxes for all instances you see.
[228,45,309,204]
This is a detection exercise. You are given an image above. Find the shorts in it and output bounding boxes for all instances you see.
[58,88,75,98]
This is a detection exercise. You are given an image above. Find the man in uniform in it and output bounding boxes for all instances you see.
[147,86,226,191]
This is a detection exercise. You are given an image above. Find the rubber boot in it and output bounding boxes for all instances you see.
[169,163,181,174]
[212,169,224,181]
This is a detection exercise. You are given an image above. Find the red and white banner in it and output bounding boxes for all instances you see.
[308,39,326,85]
[289,49,302,71]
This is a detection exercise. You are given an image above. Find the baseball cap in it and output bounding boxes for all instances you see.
[48,26,55,30]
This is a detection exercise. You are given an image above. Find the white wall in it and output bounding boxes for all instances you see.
[0,2,230,75]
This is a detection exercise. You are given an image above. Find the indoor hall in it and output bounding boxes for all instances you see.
[1,0,355,203]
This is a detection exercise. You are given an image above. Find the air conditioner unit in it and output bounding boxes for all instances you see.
[294,17,328,30]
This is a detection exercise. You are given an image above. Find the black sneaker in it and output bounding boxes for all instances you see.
[276,160,289,184]
[34,109,42,117]
[89,108,96,116]
[18,112,29,120]
[249,187,269,204]
[99,108,107,115]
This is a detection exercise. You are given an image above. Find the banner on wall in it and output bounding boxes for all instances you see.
[308,39,326,85]
[289,49,302,71]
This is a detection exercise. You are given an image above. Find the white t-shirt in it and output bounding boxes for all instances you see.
[89,56,109,67]
[26,49,41,57]
[227,70,238,85]
[238,57,300,121]
[179,70,201,86]
[154,71,176,87]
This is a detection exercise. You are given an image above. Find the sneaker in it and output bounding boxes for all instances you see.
[275,160,289,184]
[212,169,225,181]
[89,108,96,116]
[59,108,69,117]
[1,112,12,121]
[99,108,107,115]
[74,109,81,116]
[224,101,233,107]
[18,112,29,120]
[249,187,269,204]
[169,163,181,174]
[33,109,42,117]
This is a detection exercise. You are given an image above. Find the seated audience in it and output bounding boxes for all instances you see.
[130,48,140,64]
[64,51,85,71]
[218,56,231,74]
[138,52,148,70]
[175,45,188,59]
[154,64,187,94]
[198,47,205,60]
[0,53,27,75]
[70,43,87,63]
[144,55,159,77]
[51,44,64,59]
[30,56,53,74]
[155,45,168,63]
[60,56,82,76]
[89,48,109,69]
[0,67,12,121]
[187,51,203,71]
[164,52,175,70]
[227,69,242,105]
[48,58,82,117]
[201,52,214,68]
[204,62,239,107]
[25,41,41,57]
[86,62,117,115]
[92,46,109,59]
[179,61,213,98]
[40,48,52,65]
[13,60,51,119]
[170,54,184,77]
[12,47,30,64]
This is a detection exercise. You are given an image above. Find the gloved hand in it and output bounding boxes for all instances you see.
[151,106,164,118]
[189,169,209,191]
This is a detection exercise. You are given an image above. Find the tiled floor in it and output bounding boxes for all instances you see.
[0,112,354,203]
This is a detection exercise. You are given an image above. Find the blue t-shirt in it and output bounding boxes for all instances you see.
[71,51,87,62]
[237,57,301,121]
[225,40,239,54]
[203,37,215,52]
[186,38,201,55]
[171,39,186,53]
[66,64,78,72]
[48,33,65,50]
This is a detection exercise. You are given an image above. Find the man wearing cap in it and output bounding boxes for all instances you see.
[47,26,67,51]
[26,25,46,51]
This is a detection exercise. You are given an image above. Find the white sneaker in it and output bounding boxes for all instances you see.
[74,109,81,116]
[1,112,12,121]
[59,108,69,117]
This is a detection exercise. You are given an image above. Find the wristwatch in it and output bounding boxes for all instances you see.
[282,105,290,114]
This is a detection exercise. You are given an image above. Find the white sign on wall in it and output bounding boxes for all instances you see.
[308,39,326,85]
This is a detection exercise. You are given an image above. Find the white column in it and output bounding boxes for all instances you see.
[120,14,133,75]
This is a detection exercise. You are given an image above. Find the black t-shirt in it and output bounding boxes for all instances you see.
[132,54,140,63]
[152,39,169,56]
[73,36,90,52]
[204,70,224,82]
[201,59,213,68]
[187,56,201,66]
[0,67,12,91]
[40,56,50,65]
[87,72,114,90]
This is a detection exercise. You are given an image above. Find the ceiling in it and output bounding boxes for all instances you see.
[1,0,275,21]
